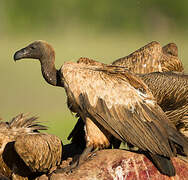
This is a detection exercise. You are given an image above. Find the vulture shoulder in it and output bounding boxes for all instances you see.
[112,41,184,73]
[112,41,162,73]
[77,57,105,66]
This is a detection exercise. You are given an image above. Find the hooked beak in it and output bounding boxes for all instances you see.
[13,47,29,61]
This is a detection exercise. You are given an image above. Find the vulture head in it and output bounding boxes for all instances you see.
[13,40,62,86]
[14,40,55,62]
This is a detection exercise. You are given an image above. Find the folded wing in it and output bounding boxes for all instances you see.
[62,62,188,157]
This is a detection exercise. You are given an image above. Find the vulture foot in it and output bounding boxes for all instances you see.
[54,145,94,174]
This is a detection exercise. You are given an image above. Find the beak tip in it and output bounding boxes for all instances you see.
[13,51,21,61]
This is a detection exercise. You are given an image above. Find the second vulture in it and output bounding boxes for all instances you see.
[0,113,63,179]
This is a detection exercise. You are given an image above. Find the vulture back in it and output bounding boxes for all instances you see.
[112,41,183,73]
[140,72,188,125]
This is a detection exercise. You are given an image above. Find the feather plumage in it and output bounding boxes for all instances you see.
[0,114,62,179]
[62,61,188,176]
[112,41,183,73]
[140,72,188,128]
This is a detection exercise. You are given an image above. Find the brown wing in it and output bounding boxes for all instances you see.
[112,41,163,73]
[14,133,63,173]
[0,114,48,179]
[112,41,184,73]
[139,71,188,126]
[62,62,188,157]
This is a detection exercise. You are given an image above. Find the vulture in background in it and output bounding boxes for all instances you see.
[56,61,188,176]
[0,114,63,180]
[14,41,188,177]
[112,41,184,73]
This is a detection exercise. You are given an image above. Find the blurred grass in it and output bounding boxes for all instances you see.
[0,29,188,144]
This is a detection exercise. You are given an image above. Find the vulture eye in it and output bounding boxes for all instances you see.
[30,46,36,50]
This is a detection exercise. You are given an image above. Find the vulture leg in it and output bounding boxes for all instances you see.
[70,145,94,168]
[54,145,93,174]
[55,117,112,173]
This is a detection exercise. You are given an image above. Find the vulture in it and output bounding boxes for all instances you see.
[14,41,188,176]
[112,41,184,73]
[57,61,188,176]
[0,113,63,179]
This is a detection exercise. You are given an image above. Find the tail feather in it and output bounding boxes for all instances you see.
[167,126,188,155]
[9,113,48,132]
[148,153,175,176]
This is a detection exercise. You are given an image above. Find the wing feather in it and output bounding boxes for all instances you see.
[62,62,180,157]
[112,41,162,73]
[14,133,62,173]
[111,41,183,73]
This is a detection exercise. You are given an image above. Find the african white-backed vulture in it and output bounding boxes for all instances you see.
[62,61,188,176]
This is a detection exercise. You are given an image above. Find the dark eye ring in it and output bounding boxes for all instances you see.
[30,46,35,50]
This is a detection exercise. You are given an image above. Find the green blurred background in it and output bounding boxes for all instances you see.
[1,0,188,143]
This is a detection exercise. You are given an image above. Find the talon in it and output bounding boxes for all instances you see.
[53,166,73,174]
[88,152,97,160]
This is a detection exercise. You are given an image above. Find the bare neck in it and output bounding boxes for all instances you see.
[40,52,62,87]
